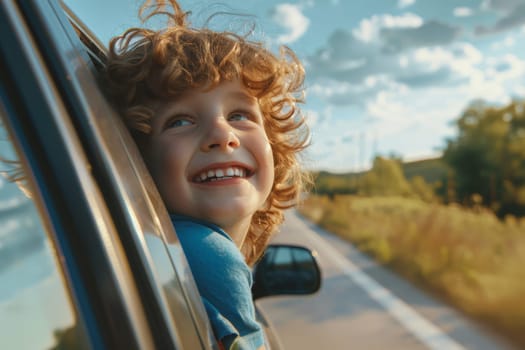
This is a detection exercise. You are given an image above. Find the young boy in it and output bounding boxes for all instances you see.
[104,1,310,348]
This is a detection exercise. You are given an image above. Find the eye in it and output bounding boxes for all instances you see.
[165,116,193,129]
[228,112,250,122]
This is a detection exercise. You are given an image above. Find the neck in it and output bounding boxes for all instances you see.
[222,218,251,248]
[171,213,251,248]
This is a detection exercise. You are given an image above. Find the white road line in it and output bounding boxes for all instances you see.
[305,229,467,350]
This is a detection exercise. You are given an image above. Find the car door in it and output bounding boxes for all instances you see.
[0,0,217,349]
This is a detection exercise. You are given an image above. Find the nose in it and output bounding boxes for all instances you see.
[201,118,240,152]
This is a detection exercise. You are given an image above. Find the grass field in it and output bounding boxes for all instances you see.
[298,194,525,347]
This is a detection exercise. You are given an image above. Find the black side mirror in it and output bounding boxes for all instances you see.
[252,244,321,300]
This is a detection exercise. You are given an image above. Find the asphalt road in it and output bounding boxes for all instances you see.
[256,210,518,350]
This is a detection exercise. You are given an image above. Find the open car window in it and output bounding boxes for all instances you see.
[1,0,217,349]
[60,3,219,348]
[57,1,218,348]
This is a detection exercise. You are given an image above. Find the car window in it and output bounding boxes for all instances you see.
[0,1,219,348]
[54,2,217,349]
[0,115,89,349]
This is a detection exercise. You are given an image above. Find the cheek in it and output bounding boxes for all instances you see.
[147,141,184,196]
[260,139,275,195]
[160,147,186,182]
[264,142,274,174]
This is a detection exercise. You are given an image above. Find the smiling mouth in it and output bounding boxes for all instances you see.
[193,166,252,183]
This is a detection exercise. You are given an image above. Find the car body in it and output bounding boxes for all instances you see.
[0,1,320,349]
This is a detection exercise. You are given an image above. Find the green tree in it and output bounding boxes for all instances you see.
[443,100,525,217]
[410,175,435,202]
[359,156,411,196]
[312,171,359,197]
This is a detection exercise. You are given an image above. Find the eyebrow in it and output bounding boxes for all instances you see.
[154,89,259,123]
[230,91,258,105]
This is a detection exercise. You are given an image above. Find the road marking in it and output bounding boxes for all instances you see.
[305,228,467,350]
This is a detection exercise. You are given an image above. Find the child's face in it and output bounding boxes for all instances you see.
[144,80,274,246]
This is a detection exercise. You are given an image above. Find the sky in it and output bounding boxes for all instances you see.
[65,0,525,173]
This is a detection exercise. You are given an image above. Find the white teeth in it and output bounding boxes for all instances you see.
[195,166,248,182]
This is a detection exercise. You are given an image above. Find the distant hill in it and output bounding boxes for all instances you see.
[401,157,449,184]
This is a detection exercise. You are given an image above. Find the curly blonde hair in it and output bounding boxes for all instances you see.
[104,0,310,265]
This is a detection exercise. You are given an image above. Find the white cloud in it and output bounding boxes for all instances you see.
[486,54,525,81]
[301,1,525,171]
[364,86,466,152]
[309,82,360,102]
[353,13,423,43]
[302,3,525,171]
[307,22,465,95]
[410,44,483,79]
[309,77,407,106]
[398,0,416,9]
[453,7,473,17]
[514,84,525,96]
[412,47,451,67]
[490,35,515,49]
[390,43,487,89]
[443,52,525,105]
[305,40,525,169]
[271,4,310,44]
[476,0,525,34]
[302,43,508,116]
[366,91,411,125]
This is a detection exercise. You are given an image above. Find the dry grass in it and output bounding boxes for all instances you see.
[299,195,525,347]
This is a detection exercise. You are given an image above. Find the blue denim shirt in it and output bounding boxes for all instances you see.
[170,215,266,350]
